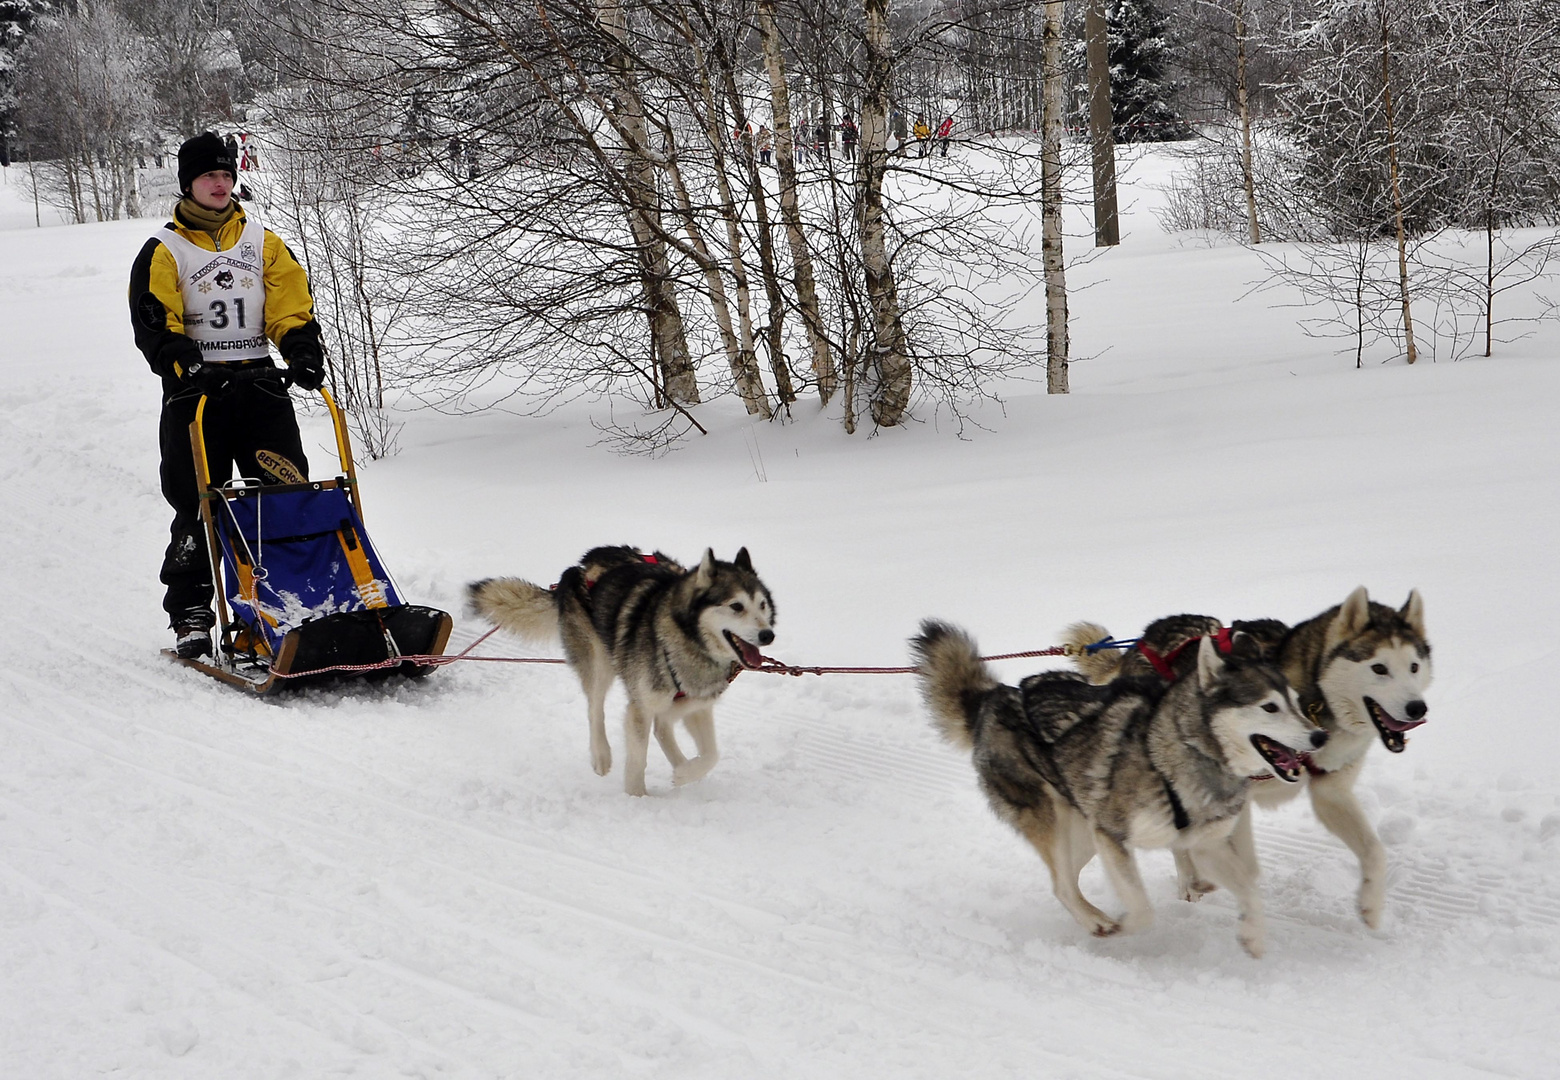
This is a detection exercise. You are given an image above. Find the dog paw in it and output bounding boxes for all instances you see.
[623,777,647,797]
[1237,911,1266,958]
[1089,919,1122,938]
[1359,881,1384,929]
[672,758,715,787]
[1115,911,1154,936]
[1178,879,1218,903]
[590,745,612,777]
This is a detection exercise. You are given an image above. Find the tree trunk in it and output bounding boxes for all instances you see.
[1042,0,1069,393]
[666,152,774,418]
[1378,1,1417,364]
[665,49,773,418]
[1234,0,1260,245]
[756,0,835,403]
[1084,0,1119,247]
[598,0,700,400]
[860,0,912,427]
[684,43,774,416]
[715,59,796,410]
[1485,208,1495,358]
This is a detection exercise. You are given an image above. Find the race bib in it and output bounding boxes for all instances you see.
[157,215,270,363]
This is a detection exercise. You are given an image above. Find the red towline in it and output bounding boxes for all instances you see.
[264,631,1078,681]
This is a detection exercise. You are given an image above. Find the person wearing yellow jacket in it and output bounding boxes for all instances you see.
[129,131,328,660]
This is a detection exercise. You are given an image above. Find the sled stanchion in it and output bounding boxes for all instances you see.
[318,385,362,519]
[189,392,239,659]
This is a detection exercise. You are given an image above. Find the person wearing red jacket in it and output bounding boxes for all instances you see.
[128,132,328,659]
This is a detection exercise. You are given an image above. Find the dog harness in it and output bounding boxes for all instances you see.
[663,644,742,701]
[549,552,661,593]
[1137,626,1234,682]
[1142,628,1313,784]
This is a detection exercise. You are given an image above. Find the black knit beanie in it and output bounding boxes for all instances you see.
[177,132,237,194]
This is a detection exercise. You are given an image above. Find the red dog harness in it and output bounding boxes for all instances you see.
[1137,626,1234,682]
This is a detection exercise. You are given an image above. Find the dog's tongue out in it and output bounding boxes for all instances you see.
[1251,734,1305,782]
[1366,697,1425,753]
[1267,743,1302,773]
[727,632,763,668]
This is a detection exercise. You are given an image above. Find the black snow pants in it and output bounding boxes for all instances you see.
[157,368,309,629]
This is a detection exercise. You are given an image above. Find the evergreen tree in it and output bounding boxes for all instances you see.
[0,0,52,161]
[1107,0,1194,141]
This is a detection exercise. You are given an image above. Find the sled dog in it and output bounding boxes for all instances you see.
[469,546,776,796]
[1064,587,1431,927]
[912,620,1326,957]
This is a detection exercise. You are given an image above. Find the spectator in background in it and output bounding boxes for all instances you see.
[936,114,954,157]
[839,113,858,161]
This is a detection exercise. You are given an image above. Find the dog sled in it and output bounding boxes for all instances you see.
[164,368,452,694]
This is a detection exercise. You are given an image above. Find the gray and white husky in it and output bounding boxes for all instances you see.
[469,546,776,796]
[912,620,1327,957]
[1066,587,1432,927]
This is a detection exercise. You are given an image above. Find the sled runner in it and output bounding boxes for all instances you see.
[165,369,452,693]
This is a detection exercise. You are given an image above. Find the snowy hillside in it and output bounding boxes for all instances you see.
[1,152,1557,1079]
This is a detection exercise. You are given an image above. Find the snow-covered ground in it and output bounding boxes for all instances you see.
[2,152,1557,1078]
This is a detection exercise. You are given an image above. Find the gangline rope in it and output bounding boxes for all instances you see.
[259,628,1141,682]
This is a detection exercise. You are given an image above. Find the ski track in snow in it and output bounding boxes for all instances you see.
[3,166,1559,1078]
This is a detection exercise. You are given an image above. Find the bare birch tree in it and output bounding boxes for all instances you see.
[590,0,702,401]
[1376,0,1416,363]
[1041,0,1068,392]
[858,0,912,425]
[1232,0,1259,243]
[756,0,837,402]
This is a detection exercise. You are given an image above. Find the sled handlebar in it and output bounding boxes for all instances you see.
[189,369,360,517]
[223,365,294,389]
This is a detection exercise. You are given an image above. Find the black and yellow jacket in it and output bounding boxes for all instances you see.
[129,202,319,383]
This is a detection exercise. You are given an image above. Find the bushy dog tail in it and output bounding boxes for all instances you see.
[466,577,560,645]
[1063,621,1122,685]
[910,620,998,750]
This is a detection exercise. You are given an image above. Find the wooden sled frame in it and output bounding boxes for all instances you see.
[166,376,452,694]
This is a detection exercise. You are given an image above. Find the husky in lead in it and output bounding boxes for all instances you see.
[1066,587,1432,927]
[913,620,1327,957]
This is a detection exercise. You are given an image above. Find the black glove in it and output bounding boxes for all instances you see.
[280,325,327,391]
[155,334,204,382]
[181,357,236,399]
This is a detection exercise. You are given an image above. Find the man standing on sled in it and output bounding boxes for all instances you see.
[128,132,328,660]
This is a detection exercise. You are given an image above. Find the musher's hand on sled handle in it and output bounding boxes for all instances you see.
[279,324,328,391]
[187,363,292,402]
